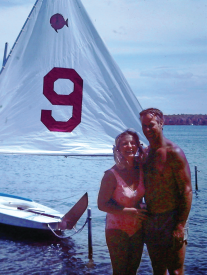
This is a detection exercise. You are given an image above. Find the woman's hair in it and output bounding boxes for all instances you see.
[113,129,143,169]
[139,108,164,124]
[115,128,140,150]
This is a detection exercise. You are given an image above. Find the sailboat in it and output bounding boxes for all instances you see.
[0,0,147,234]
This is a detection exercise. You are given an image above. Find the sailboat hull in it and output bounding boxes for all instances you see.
[0,193,63,231]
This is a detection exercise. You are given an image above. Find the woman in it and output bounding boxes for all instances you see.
[98,129,147,275]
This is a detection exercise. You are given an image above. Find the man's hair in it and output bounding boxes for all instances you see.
[139,108,164,124]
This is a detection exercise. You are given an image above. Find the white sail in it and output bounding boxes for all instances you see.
[0,0,147,156]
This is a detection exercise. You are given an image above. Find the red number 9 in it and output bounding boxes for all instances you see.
[41,68,83,132]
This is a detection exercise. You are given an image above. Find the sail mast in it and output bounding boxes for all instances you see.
[1,42,8,70]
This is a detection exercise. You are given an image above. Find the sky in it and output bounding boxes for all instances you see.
[0,0,206,114]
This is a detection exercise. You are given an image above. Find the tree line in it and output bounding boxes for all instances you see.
[164,114,207,125]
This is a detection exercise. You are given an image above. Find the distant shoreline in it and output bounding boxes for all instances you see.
[164,114,207,125]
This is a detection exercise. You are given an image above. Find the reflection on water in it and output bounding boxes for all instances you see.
[0,126,207,274]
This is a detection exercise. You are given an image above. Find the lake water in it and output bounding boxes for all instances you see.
[0,125,206,274]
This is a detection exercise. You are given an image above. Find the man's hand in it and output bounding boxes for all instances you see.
[172,223,185,250]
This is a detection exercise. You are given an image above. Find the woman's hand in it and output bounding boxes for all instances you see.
[123,207,148,221]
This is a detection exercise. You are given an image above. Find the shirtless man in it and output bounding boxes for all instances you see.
[139,108,192,275]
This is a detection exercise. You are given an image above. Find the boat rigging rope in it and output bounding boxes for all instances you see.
[47,216,88,239]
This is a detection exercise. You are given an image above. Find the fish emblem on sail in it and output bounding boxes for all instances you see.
[50,13,68,32]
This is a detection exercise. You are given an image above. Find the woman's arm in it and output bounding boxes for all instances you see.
[98,170,123,214]
[98,169,147,220]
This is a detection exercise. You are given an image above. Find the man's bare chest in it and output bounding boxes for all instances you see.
[144,148,173,180]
